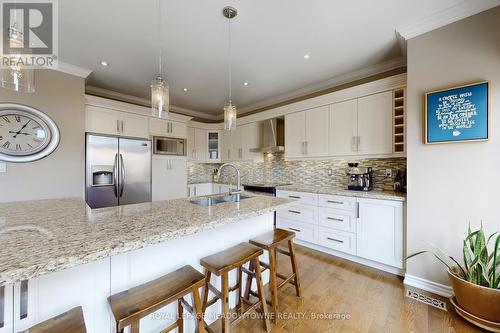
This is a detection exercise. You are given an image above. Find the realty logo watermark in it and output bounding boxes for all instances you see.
[1,0,58,68]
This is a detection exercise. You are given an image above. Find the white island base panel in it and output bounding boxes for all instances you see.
[6,213,274,333]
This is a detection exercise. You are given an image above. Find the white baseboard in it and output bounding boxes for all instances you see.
[295,239,405,276]
[403,274,453,298]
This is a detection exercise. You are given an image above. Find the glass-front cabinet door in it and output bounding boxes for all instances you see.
[207,131,220,162]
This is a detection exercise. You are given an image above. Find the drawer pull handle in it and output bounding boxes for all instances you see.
[288,227,301,232]
[327,217,344,222]
[288,210,301,214]
[288,196,301,199]
[327,237,344,243]
[327,200,344,204]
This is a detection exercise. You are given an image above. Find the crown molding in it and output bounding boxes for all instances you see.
[55,61,93,78]
[84,94,193,122]
[236,57,407,116]
[396,0,500,40]
[85,85,218,121]
[237,73,407,125]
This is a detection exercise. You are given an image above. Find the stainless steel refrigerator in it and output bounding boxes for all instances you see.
[85,134,151,209]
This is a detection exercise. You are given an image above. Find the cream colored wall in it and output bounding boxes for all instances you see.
[0,70,85,202]
[406,7,500,285]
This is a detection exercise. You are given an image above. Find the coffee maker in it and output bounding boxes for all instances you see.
[346,163,373,191]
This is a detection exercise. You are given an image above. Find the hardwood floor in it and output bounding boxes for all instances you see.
[211,244,483,333]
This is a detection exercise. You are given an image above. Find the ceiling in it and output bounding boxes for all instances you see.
[59,0,500,119]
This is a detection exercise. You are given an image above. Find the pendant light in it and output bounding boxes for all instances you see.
[151,0,169,118]
[0,2,35,93]
[223,6,237,131]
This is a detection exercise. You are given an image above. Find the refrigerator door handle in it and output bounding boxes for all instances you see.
[113,153,119,197]
[119,154,125,197]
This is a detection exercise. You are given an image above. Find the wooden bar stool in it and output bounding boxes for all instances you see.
[19,306,86,333]
[200,242,270,333]
[248,228,302,321]
[107,265,206,333]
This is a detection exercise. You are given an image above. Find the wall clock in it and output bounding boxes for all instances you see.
[0,103,60,162]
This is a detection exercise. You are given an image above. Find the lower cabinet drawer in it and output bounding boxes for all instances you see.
[277,218,316,243]
[276,190,318,206]
[277,204,317,224]
[319,194,357,212]
[317,227,356,255]
[318,208,356,233]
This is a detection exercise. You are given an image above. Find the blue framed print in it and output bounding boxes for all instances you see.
[425,81,489,144]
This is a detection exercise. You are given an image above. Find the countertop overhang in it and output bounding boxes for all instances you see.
[0,195,293,286]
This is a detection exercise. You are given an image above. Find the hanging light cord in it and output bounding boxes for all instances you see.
[158,0,162,76]
[228,12,232,103]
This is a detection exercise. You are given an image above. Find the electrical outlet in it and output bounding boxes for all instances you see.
[0,162,6,173]
[327,168,333,176]
[385,168,392,177]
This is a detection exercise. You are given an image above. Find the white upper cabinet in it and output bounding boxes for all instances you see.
[305,106,329,157]
[187,127,208,161]
[220,123,261,162]
[86,106,149,139]
[329,99,358,156]
[86,106,122,136]
[285,106,329,158]
[285,90,394,159]
[149,118,187,139]
[187,127,195,160]
[85,96,192,140]
[239,122,262,161]
[195,128,207,161]
[285,111,306,158]
[120,112,150,138]
[220,129,232,161]
[357,91,393,155]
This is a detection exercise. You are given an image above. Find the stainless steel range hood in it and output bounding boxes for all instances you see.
[250,118,285,153]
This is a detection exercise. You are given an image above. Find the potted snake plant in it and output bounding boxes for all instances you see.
[407,226,500,329]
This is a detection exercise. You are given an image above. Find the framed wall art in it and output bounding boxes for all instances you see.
[425,81,489,144]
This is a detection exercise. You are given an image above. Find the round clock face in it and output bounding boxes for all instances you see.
[0,112,51,155]
[0,104,60,163]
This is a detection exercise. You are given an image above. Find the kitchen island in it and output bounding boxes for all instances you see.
[0,194,292,333]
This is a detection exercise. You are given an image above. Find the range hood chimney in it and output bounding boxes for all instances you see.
[250,118,285,153]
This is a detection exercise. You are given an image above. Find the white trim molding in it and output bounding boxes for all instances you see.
[237,57,407,116]
[85,86,217,121]
[237,73,407,125]
[403,274,453,298]
[396,0,500,40]
[55,61,93,78]
[84,94,193,123]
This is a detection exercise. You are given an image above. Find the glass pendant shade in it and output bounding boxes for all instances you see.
[151,75,169,118]
[0,24,35,93]
[0,61,35,93]
[224,100,237,130]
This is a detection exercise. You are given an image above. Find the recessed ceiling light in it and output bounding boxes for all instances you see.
[100,61,109,67]
[303,54,310,59]
[183,88,188,92]
[243,82,249,86]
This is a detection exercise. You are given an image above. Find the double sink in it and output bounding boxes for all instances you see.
[190,194,251,206]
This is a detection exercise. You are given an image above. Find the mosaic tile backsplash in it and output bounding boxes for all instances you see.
[188,154,406,192]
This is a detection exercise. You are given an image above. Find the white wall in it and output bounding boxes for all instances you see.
[0,70,86,202]
[406,7,500,285]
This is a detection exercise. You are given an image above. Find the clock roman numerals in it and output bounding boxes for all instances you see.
[0,106,59,162]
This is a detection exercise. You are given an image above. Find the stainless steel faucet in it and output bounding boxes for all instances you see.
[217,163,242,201]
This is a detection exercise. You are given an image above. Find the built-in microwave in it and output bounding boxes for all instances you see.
[153,136,186,156]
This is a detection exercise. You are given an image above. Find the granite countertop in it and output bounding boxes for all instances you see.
[0,195,292,286]
[275,184,406,202]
